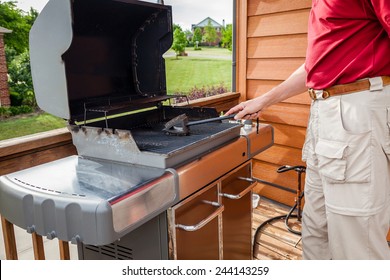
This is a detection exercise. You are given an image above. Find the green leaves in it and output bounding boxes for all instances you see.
[172,28,187,56]
[1,1,37,107]
[0,1,37,54]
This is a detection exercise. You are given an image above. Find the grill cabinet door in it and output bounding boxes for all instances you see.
[220,162,254,260]
[168,183,223,260]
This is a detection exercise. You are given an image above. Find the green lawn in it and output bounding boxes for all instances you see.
[0,112,66,141]
[165,46,232,93]
[165,57,232,93]
[0,47,232,141]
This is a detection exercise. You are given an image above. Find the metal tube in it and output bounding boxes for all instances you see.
[175,204,224,232]
[187,114,236,126]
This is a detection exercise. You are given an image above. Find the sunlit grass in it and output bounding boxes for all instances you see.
[165,57,232,93]
[0,112,66,141]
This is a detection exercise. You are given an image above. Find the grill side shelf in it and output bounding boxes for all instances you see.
[0,156,178,246]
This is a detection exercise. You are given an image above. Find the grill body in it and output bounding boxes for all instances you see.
[0,0,275,259]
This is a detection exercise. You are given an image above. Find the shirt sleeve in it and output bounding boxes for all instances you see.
[370,0,390,36]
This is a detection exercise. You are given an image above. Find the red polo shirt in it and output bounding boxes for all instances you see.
[305,0,390,89]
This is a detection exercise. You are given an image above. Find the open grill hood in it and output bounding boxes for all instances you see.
[29,0,173,121]
[28,0,243,170]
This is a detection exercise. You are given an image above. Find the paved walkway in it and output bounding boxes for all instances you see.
[163,50,232,60]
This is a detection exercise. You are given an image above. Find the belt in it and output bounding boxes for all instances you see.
[308,76,390,100]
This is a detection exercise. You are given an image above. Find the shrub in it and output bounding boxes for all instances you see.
[172,84,229,103]
[9,91,23,106]
[0,107,11,118]
[0,105,34,119]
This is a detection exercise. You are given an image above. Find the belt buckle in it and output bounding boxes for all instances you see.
[308,88,317,100]
[308,88,330,100]
[322,90,330,99]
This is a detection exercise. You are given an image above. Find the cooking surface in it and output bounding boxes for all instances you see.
[69,107,243,168]
[131,122,241,154]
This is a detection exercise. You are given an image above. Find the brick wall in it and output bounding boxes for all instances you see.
[0,34,11,107]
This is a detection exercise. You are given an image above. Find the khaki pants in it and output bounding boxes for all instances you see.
[302,77,390,259]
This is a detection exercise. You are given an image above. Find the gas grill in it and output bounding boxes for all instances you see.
[0,0,274,259]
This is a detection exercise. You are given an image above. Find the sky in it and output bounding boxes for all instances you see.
[6,0,233,31]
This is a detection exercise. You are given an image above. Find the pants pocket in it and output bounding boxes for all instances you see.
[315,137,371,184]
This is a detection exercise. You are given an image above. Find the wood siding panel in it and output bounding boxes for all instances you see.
[253,161,305,208]
[248,0,312,16]
[247,80,310,104]
[265,122,306,149]
[248,9,310,38]
[248,34,308,58]
[254,181,297,207]
[239,1,310,207]
[260,103,310,127]
[253,161,304,193]
[254,144,304,167]
[247,58,305,80]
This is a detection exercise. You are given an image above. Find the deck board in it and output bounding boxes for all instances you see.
[252,197,302,260]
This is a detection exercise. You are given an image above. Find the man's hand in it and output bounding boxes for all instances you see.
[225,99,262,120]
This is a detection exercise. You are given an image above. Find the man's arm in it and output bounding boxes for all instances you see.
[226,63,308,120]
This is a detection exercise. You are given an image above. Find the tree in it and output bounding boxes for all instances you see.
[0,1,37,107]
[171,27,187,57]
[192,27,202,49]
[203,19,217,46]
[0,1,37,54]
[221,24,233,51]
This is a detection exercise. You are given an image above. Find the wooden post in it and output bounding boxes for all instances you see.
[59,240,70,260]
[32,232,45,260]
[1,217,18,260]
[235,0,248,103]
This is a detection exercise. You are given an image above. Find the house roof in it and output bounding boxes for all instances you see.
[192,17,223,29]
[0,26,12,34]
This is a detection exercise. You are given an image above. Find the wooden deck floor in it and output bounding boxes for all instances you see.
[252,197,303,260]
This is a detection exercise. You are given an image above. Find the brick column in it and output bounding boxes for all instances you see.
[0,32,11,107]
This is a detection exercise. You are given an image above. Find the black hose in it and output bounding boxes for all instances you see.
[253,197,303,258]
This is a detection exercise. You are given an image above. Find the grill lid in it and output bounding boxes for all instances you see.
[29,0,173,121]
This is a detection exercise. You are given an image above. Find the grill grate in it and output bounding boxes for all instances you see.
[131,122,240,154]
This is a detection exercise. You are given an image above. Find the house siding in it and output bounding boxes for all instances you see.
[236,0,311,206]
[0,33,11,107]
